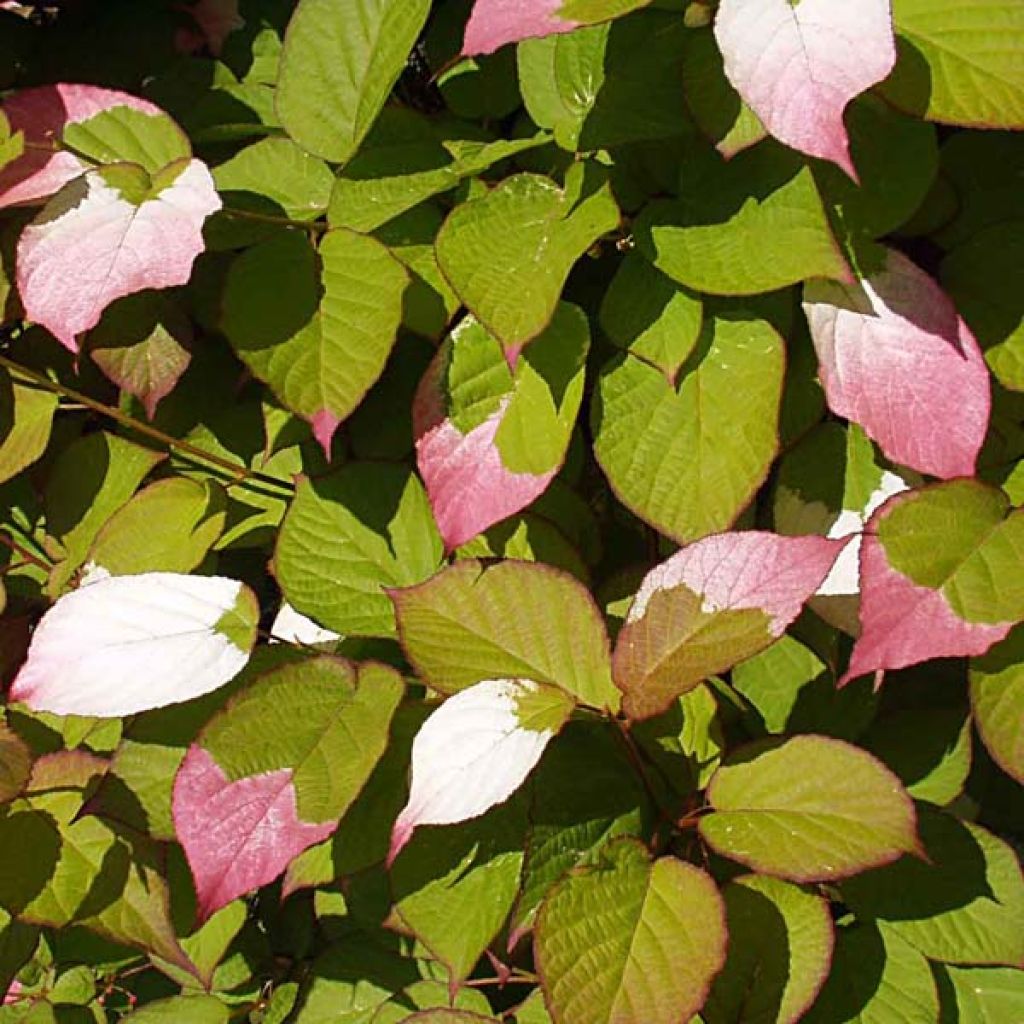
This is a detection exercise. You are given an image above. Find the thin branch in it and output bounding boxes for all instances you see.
[0,354,293,495]
[0,530,52,572]
[220,206,328,232]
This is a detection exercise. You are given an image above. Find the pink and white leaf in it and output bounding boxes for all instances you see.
[463,0,581,56]
[413,356,556,552]
[817,470,909,598]
[17,160,221,352]
[388,679,567,864]
[0,84,160,208]
[9,571,256,717]
[714,0,895,178]
[803,248,990,480]
[841,503,1013,686]
[173,746,335,922]
[629,532,849,634]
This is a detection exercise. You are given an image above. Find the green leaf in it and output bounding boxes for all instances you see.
[0,909,38,1005]
[841,809,1024,966]
[970,626,1024,784]
[86,478,226,576]
[511,990,553,1024]
[0,369,58,488]
[435,164,619,351]
[936,965,1024,1023]
[275,462,443,637]
[803,923,939,1024]
[942,221,1024,391]
[276,0,431,163]
[598,252,703,381]
[517,12,688,151]
[535,839,726,1024]
[390,558,619,711]
[121,995,229,1023]
[293,937,421,1024]
[221,228,408,452]
[592,314,783,543]
[392,800,527,989]
[398,1013,498,1023]
[87,292,193,420]
[634,141,850,295]
[367,977,493,1024]
[703,875,834,1024]
[881,0,1024,128]
[0,809,190,973]
[813,96,938,240]
[861,708,972,806]
[457,514,588,584]
[679,26,765,158]
[329,108,549,233]
[209,136,334,247]
[701,735,920,882]
[62,107,191,175]
[876,480,1024,625]
[510,722,650,941]
[199,657,403,823]
[0,723,31,804]
[43,431,164,594]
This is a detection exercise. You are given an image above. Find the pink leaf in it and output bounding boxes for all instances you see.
[803,248,990,480]
[629,532,848,634]
[2,981,22,1007]
[714,0,896,178]
[16,160,220,352]
[0,84,161,208]
[172,746,335,922]
[463,0,580,56]
[841,503,1013,687]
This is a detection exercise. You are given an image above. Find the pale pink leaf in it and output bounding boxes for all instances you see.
[463,0,580,56]
[841,510,1013,687]
[803,248,990,480]
[714,0,896,178]
[389,679,571,864]
[9,571,258,717]
[2,981,22,1007]
[0,84,160,208]
[16,160,221,352]
[173,746,335,922]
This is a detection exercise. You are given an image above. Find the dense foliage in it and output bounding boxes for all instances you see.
[0,0,1023,1021]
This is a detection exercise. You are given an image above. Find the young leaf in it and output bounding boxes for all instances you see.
[803,246,990,479]
[414,305,588,549]
[390,558,619,711]
[9,571,258,717]
[276,0,431,164]
[714,0,896,178]
[435,165,619,355]
[535,839,727,1024]
[842,480,1022,685]
[634,142,851,296]
[220,228,408,455]
[17,161,220,352]
[970,626,1024,784]
[703,875,834,1024]
[613,532,846,720]
[0,84,161,208]
[592,314,784,544]
[389,679,573,862]
[841,809,1024,966]
[173,658,403,920]
[700,735,920,882]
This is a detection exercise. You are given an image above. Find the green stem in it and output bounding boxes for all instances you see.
[0,354,293,494]
[220,206,327,232]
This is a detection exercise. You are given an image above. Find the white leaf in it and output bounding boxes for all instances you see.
[388,678,572,862]
[10,572,258,716]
